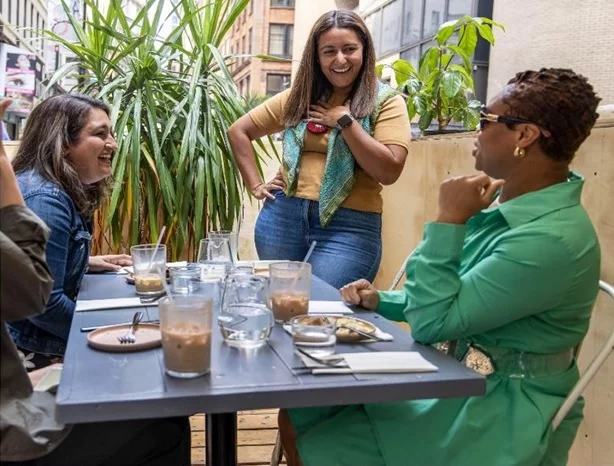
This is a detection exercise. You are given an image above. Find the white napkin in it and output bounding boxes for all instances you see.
[308,301,354,315]
[76,297,153,312]
[298,351,438,374]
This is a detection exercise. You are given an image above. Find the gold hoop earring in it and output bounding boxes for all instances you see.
[513,147,526,158]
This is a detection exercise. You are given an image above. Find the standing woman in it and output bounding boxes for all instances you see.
[228,10,411,288]
[8,94,131,368]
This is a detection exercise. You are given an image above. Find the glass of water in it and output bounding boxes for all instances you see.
[219,274,273,349]
[170,266,201,295]
[291,315,337,357]
[197,238,232,279]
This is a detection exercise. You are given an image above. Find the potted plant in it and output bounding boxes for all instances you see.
[377,16,504,134]
[45,0,278,259]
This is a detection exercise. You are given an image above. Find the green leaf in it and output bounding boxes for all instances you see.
[436,23,456,45]
[419,46,440,78]
[442,71,463,98]
[375,64,385,78]
[391,59,417,85]
[475,22,495,44]
[413,93,428,114]
[418,110,433,131]
[447,45,472,71]
[458,24,478,56]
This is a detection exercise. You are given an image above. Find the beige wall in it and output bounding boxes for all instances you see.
[489,0,614,105]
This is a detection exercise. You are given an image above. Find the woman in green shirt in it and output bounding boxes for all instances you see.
[279,68,602,466]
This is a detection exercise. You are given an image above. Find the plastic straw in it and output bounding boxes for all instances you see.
[145,226,167,274]
[291,241,316,288]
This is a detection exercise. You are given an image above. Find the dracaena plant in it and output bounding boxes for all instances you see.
[377,16,504,133]
[45,0,278,260]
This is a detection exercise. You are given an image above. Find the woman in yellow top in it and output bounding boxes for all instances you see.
[279,68,601,465]
[228,10,411,288]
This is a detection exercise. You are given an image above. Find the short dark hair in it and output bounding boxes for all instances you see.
[12,93,111,215]
[281,9,377,127]
[502,68,601,163]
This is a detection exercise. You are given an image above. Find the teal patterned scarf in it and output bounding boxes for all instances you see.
[282,81,398,227]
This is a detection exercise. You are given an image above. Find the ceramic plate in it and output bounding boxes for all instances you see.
[87,323,162,352]
[333,316,377,342]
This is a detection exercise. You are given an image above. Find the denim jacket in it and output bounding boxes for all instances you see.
[7,170,92,356]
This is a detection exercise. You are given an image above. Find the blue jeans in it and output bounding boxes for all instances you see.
[255,191,382,289]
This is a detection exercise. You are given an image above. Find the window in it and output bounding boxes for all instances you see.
[246,75,251,94]
[248,27,253,54]
[447,0,473,21]
[423,0,445,37]
[266,74,290,96]
[401,0,422,46]
[400,46,420,70]
[242,35,246,61]
[381,1,402,54]
[269,24,293,58]
[271,0,295,7]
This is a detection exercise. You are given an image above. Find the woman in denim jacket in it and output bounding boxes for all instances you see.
[8,94,131,368]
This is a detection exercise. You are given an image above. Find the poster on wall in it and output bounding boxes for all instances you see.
[3,51,37,116]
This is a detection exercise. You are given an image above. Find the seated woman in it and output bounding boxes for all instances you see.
[7,94,131,369]
[278,68,602,466]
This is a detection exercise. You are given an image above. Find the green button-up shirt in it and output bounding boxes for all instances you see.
[378,172,600,354]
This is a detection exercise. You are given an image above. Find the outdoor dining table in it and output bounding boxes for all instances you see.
[56,272,485,466]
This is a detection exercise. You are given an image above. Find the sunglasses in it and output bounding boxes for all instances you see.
[479,106,551,137]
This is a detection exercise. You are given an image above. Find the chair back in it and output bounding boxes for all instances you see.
[551,280,614,431]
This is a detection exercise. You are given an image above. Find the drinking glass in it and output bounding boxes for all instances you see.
[268,262,311,322]
[170,266,201,295]
[291,315,337,357]
[130,244,167,296]
[208,230,239,263]
[219,274,273,348]
[159,295,212,378]
[197,238,232,279]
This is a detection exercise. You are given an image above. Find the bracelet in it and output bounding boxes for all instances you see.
[251,182,264,193]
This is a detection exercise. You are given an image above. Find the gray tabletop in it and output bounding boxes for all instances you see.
[56,273,485,424]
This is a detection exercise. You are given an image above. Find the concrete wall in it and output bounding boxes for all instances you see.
[488,0,614,105]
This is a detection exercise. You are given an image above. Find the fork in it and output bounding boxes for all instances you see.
[294,347,347,368]
[117,311,143,344]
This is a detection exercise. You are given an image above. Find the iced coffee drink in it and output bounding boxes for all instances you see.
[130,244,167,296]
[268,262,311,322]
[161,323,211,376]
[271,291,309,321]
[158,296,213,378]
[134,274,164,294]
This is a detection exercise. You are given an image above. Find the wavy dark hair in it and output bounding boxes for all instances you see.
[12,93,111,216]
[281,9,377,127]
[502,68,601,163]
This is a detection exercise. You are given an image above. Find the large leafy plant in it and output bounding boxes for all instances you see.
[45,0,277,259]
[377,16,503,132]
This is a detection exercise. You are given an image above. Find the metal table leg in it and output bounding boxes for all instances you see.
[206,412,237,466]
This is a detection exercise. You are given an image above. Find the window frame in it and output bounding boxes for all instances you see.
[268,23,294,58]
[266,73,291,96]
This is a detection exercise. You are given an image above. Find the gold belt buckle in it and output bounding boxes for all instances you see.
[462,346,495,376]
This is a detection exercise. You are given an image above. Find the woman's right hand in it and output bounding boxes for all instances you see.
[339,279,380,310]
[251,169,286,200]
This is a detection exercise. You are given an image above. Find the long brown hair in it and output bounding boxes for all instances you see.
[281,9,377,127]
[12,94,111,216]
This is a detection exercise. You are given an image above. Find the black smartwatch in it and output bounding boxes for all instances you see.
[336,113,354,131]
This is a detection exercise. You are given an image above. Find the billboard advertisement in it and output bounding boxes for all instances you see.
[1,46,38,116]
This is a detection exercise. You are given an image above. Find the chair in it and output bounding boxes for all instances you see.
[551,280,614,431]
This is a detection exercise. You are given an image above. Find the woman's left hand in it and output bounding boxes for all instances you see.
[308,100,351,128]
[436,174,505,224]
[88,254,132,272]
